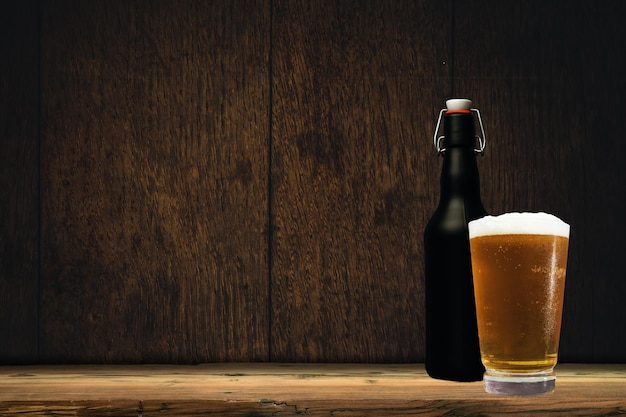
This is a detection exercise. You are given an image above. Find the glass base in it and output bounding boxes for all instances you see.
[483,369,555,396]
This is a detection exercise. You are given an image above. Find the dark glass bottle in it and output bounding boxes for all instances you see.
[424,99,487,382]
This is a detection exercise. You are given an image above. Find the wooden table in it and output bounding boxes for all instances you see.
[1,364,625,416]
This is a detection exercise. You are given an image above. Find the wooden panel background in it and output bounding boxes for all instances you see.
[453,1,626,362]
[270,0,447,362]
[39,0,271,363]
[1,0,625,364]
[0,0,40,364]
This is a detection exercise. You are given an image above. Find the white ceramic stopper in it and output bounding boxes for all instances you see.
[446,98,472,111]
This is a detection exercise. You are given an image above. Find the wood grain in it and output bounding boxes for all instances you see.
[1,0,626,365]
[0,0,40,363]
[39,0,271,363]
[270,0,450,362]
[453,1,626,362]
[0,364,625,415]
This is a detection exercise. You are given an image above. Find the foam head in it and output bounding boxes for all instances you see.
[468,212,570,239]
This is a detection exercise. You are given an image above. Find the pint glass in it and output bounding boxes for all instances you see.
[468,212,570,395]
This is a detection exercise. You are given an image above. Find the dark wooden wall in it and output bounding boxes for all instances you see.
[1,0,625,364]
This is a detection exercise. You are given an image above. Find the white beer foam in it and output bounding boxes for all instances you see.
[468,212,570,238]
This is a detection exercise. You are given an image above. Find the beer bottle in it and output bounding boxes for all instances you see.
[424,98,487,381]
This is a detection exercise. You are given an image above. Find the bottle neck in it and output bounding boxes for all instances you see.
[439,147,482,203]
[437,111,483,203]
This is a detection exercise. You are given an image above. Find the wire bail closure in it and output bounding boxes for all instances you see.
[433,108,486,156]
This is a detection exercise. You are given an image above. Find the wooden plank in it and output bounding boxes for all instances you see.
[270,0,450,362]
[39,0,271,363]
[0,364,625,416]
[0,0,40,363]
[453,1,626,362]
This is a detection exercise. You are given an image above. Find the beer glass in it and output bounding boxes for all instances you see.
[468,212,570,395]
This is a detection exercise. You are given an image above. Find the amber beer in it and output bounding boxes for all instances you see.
[468,212,570,395]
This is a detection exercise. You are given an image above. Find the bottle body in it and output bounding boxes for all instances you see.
[424,107,486,381]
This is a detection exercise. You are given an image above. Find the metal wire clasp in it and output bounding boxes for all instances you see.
[433,108,486,156]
